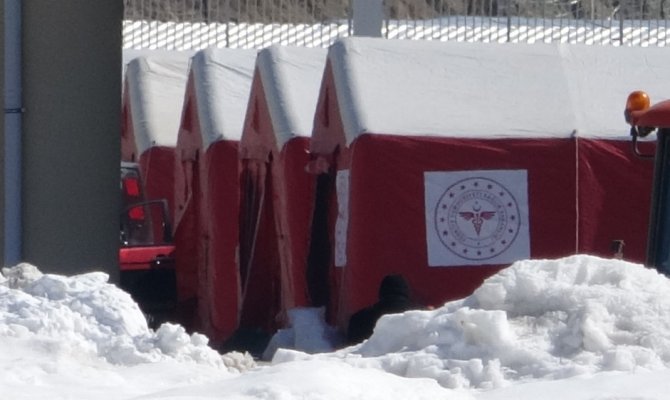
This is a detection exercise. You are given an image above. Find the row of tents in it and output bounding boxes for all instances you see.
[122,37,666,347]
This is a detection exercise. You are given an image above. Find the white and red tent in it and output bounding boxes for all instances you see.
[238,46,327,334]
[173,48,256,341]
[309,37,666,329]
[121,53,191,218]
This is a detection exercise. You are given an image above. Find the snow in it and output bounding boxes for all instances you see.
[190,48,257,148]
[327,37,670,144]
[3,255,670,399]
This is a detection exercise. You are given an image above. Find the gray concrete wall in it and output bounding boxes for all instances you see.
[0,0,5,265]
[21,1,122,279]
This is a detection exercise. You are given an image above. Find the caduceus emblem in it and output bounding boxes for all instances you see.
[434,175,523,261]
[458,202,496,236]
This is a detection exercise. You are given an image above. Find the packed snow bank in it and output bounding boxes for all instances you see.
[273,255,670,390]
[263,307,343,360]
[3,256,670,399]
[138,358,464,400]
[0,263,255,372]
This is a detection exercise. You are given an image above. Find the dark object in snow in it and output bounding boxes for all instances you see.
[346,274,413,345]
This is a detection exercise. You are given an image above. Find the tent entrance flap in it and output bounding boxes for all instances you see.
[238,159,282,332]
[306,172,334,308]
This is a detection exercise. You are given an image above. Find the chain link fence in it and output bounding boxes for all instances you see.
[123,0,670,48]
[384,0,669,45]
[123,0,351,48]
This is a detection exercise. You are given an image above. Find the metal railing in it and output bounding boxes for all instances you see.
[122,0,670,48]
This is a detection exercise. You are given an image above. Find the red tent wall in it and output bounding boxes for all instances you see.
[334,134,578,328]
[239,139,315,334]
[174,77,245,343]
[278,137,313,310]
[310,64,656,332]
[576,138,654,262]
[238,159,282,332]
[173,48,256,344]
[313,138,655,332]
[238,70,282,333]
[174,114,246,344]
[311,60,652,331]
[238,75,297,333]
[238,136,314,333]
[202,139,243,341]
[138,147,178,220]
[238,47,322,334]
[307,63,349,324]
[173,76,206,332]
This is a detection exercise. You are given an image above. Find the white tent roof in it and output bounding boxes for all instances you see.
[327,37,669,144]
[190,48,257,149]
[124,54,191,154]
[256,45,327,149]
[122,49,194,77]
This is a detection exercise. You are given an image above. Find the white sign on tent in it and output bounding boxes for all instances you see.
[424,169,530,267]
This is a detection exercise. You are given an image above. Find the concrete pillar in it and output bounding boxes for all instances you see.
[4,0,22,266]
[21,1,122,280]
[0,0,5,265]
[353,0,384,37]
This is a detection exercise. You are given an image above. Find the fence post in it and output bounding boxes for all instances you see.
[506,0,512,43]
[352,0,383,37]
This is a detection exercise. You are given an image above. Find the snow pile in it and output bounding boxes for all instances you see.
[3,255,670,399]
[0,263,255,373]
[263,307,343,360]
[273,255,670,390]
[136,358,465,400]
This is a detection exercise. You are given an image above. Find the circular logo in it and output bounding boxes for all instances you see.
[434,177,521,261]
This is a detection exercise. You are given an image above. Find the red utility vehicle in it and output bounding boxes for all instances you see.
[120,161,177,326]
[625,91,670,274]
